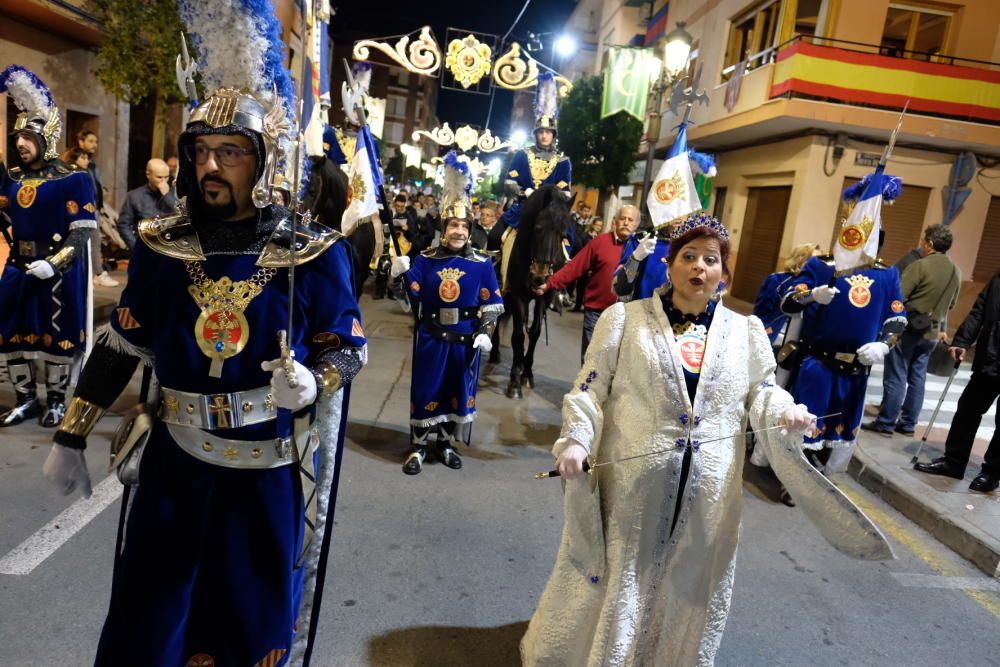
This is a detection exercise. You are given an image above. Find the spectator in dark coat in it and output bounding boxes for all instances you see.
[116,159,176,249]
[914,270,1000,492]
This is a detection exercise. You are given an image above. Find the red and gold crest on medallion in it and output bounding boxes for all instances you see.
[653,170,685,204]
[66,200,79,215]
[437,267,466,303]
[479,287,490,301]
[16,184,37,208]
[845,273,874,308]
[891,299,904,313]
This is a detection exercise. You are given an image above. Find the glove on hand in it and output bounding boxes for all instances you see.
[633,237,657,261]
[811,285,840,305]
[390,255,410,278]
[26,260,56,280]
[261,358,318,410]
[43,444,93,498]
[555,441,589,480]
[472,333,493,353]
[856,341,890,366]
[779,403,816,436]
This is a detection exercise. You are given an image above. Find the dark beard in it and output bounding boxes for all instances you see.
[200,176,237,219]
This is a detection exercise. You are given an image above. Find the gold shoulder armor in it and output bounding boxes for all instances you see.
[256,210,342,268]
[137,198,206,261]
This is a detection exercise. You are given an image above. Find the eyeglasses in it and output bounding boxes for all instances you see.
[184,143,255,167]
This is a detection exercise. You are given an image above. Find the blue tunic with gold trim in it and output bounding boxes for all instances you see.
[407,248,503,428]
[784,256,905,449]
[501,145,572,229]
[0,164,95,361]
[95,232,364,666]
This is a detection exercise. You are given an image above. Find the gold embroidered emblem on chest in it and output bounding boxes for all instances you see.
[845,273,874,308]
[527,151,559,188]
[437,267,466,303]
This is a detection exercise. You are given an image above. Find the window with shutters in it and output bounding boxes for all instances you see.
[830,177,930,266]
[973,197,1000,281]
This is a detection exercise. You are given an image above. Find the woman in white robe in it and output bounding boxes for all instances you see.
[522,214,893,667]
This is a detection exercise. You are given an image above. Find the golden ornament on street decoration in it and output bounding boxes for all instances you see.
[454,125,479,152]
[493,43,572,96]
[353,26,441,76]
[446,34,493,88]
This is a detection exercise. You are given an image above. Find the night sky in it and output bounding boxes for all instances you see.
[329,0,577,137]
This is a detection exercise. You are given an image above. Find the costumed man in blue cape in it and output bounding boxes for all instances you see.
[498,73,572,291]
[0,65,97,428]
[391,152,504,475]
[613,121,715,301]
[781,147,907,474]
[41,1,366,664]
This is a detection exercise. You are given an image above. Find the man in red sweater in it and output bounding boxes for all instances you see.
[536,205,638,361]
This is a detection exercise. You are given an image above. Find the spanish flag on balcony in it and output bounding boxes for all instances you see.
[771,41,1000,123]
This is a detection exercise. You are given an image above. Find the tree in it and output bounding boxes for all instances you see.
[558,75,643,198]
[90,0,187,158]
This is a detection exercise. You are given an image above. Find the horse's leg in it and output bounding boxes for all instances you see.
[506,296,526,399]
[523,297,545,389]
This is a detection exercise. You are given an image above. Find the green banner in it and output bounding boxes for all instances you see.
[602,47,655,121]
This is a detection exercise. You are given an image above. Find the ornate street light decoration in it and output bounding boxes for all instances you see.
[493,42,572,97]
[446,34,493,89]
[352,26,442,77]
[412,123,515,153]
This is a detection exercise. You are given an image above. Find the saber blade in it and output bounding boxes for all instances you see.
[535,412,842,479]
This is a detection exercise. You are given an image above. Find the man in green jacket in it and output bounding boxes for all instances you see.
[863,224,960,436]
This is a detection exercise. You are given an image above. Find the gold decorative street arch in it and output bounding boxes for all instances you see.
[493,43,572,96]
[445,34,492,88]
[353,26,441,76]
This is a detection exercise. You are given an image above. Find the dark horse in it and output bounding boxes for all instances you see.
[301,155,377,294]
[501,185,573,399]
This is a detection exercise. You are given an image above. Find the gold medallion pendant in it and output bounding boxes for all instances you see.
[185,262,277,377]
[194,308,250,377]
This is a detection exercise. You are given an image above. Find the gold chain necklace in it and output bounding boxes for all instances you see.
[184,261,278,377]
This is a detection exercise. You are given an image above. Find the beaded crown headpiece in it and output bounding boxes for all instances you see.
[669,211,730,243]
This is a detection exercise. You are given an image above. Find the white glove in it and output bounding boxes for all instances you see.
[856,341,890,366]
[555,441,589,480]
[779,403,817,437]
[524,187,535,197]
[261,358,318,410]
[26,260,56,280]
[472,333,493,353]
[43,444,93,499]
[390,255,410,279]
[811,285,839,305]
[632,237,657,261]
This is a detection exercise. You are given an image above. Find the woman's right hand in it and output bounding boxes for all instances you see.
[556,443,589,480]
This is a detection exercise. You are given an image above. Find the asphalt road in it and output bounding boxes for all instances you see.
[1,294,998,666]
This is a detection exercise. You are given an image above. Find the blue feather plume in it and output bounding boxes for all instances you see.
[443,150,473,195]
[688,150,717,178]
[0,65,54,114]
[843,172,903,203]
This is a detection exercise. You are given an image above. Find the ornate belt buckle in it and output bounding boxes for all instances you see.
[834,352,855,364]
[18,240,35,256]
[440,308,459,326]
[202,392,239,429]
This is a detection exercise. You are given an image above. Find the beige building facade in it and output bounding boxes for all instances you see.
[565,0,1000,322]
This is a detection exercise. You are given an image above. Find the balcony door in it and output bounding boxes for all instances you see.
[731,186,790,302]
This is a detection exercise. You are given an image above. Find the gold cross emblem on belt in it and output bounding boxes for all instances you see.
[208,395,232,428]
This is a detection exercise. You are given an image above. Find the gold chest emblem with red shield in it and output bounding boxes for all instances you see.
[845,273,874,308]
[16,179,44,208]
[437,267,466,303]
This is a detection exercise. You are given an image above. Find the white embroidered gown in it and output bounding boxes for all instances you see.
[521,297,892,667]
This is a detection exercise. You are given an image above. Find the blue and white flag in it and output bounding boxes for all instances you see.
[834,165,886,272]
[341,124,382,235]
[646,122,702,228]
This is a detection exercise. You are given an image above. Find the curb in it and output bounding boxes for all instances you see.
[848,447,1000,578]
